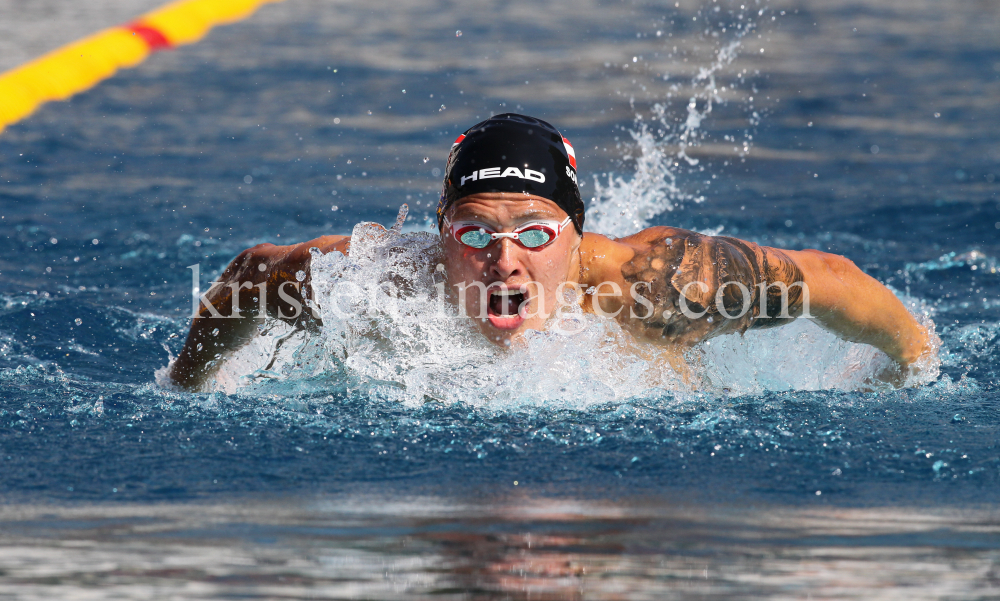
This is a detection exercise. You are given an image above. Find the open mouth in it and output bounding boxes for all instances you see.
[486,286,528,330]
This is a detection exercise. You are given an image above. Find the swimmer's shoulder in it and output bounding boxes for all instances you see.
[227,235,351,281]
[580,227,699,285]
[241,234,348,254]
[585,226,702,251]
[302,234,351,255]
[582,226,703,257]
[248,235,350,260]
[620,226,704,248]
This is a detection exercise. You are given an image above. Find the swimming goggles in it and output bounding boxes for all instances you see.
[446,216,573,250]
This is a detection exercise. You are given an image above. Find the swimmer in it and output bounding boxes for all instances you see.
[167,113,934,390]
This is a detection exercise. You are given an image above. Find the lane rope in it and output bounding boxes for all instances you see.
[0,0,285,135]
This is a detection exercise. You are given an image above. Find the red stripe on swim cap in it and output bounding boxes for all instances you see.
[124,22,173,51]
[452,134,466,147]
[562,137,577,170]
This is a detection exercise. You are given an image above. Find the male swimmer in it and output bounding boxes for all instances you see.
[168,113,933,390]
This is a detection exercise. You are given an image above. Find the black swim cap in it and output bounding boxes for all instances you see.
[436,113,584,233]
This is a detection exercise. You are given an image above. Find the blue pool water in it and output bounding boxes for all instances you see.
[0,0,998,597]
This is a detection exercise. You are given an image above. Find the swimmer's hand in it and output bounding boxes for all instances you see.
[167,234,349,391]
[867,327,939,390]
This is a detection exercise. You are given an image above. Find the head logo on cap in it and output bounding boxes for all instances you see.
[437,113,585,233]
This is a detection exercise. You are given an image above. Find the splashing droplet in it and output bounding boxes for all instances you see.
[455,30,462,37]
[391,204,409,233]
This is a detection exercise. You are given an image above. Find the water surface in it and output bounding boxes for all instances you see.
[0,0,998,597]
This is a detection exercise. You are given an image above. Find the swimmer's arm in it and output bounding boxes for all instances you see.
[584,229,931,369]
[786,249,931,368]
[167,235,349,390]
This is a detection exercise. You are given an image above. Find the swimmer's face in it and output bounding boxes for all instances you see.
[441,193,582,346]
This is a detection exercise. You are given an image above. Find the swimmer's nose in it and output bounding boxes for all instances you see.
[490,238,524,281]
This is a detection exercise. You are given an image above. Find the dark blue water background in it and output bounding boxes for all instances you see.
[0,0,998,596]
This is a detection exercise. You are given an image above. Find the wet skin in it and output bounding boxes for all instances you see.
[440,194,583,346]
[581,229,930,361]
[578,226,933,386]
[168,193,932,390]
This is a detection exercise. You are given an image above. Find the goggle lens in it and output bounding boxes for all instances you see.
[516,228,552,248]
[459,229,493,249]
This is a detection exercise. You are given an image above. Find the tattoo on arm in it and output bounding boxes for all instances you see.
[619,230,805,344]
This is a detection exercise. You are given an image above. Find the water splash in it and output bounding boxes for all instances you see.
[207,215,939,405]
[698,305,941,395]
[212,216,687,406]
[587,5,762,236]
[905,250,999,278]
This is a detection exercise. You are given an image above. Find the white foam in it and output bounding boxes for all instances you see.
[207,219,940,404]
[211,220,686,406]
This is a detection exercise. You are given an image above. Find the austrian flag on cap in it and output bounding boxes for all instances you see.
[452,134,466,147]
[562,137,577,170]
